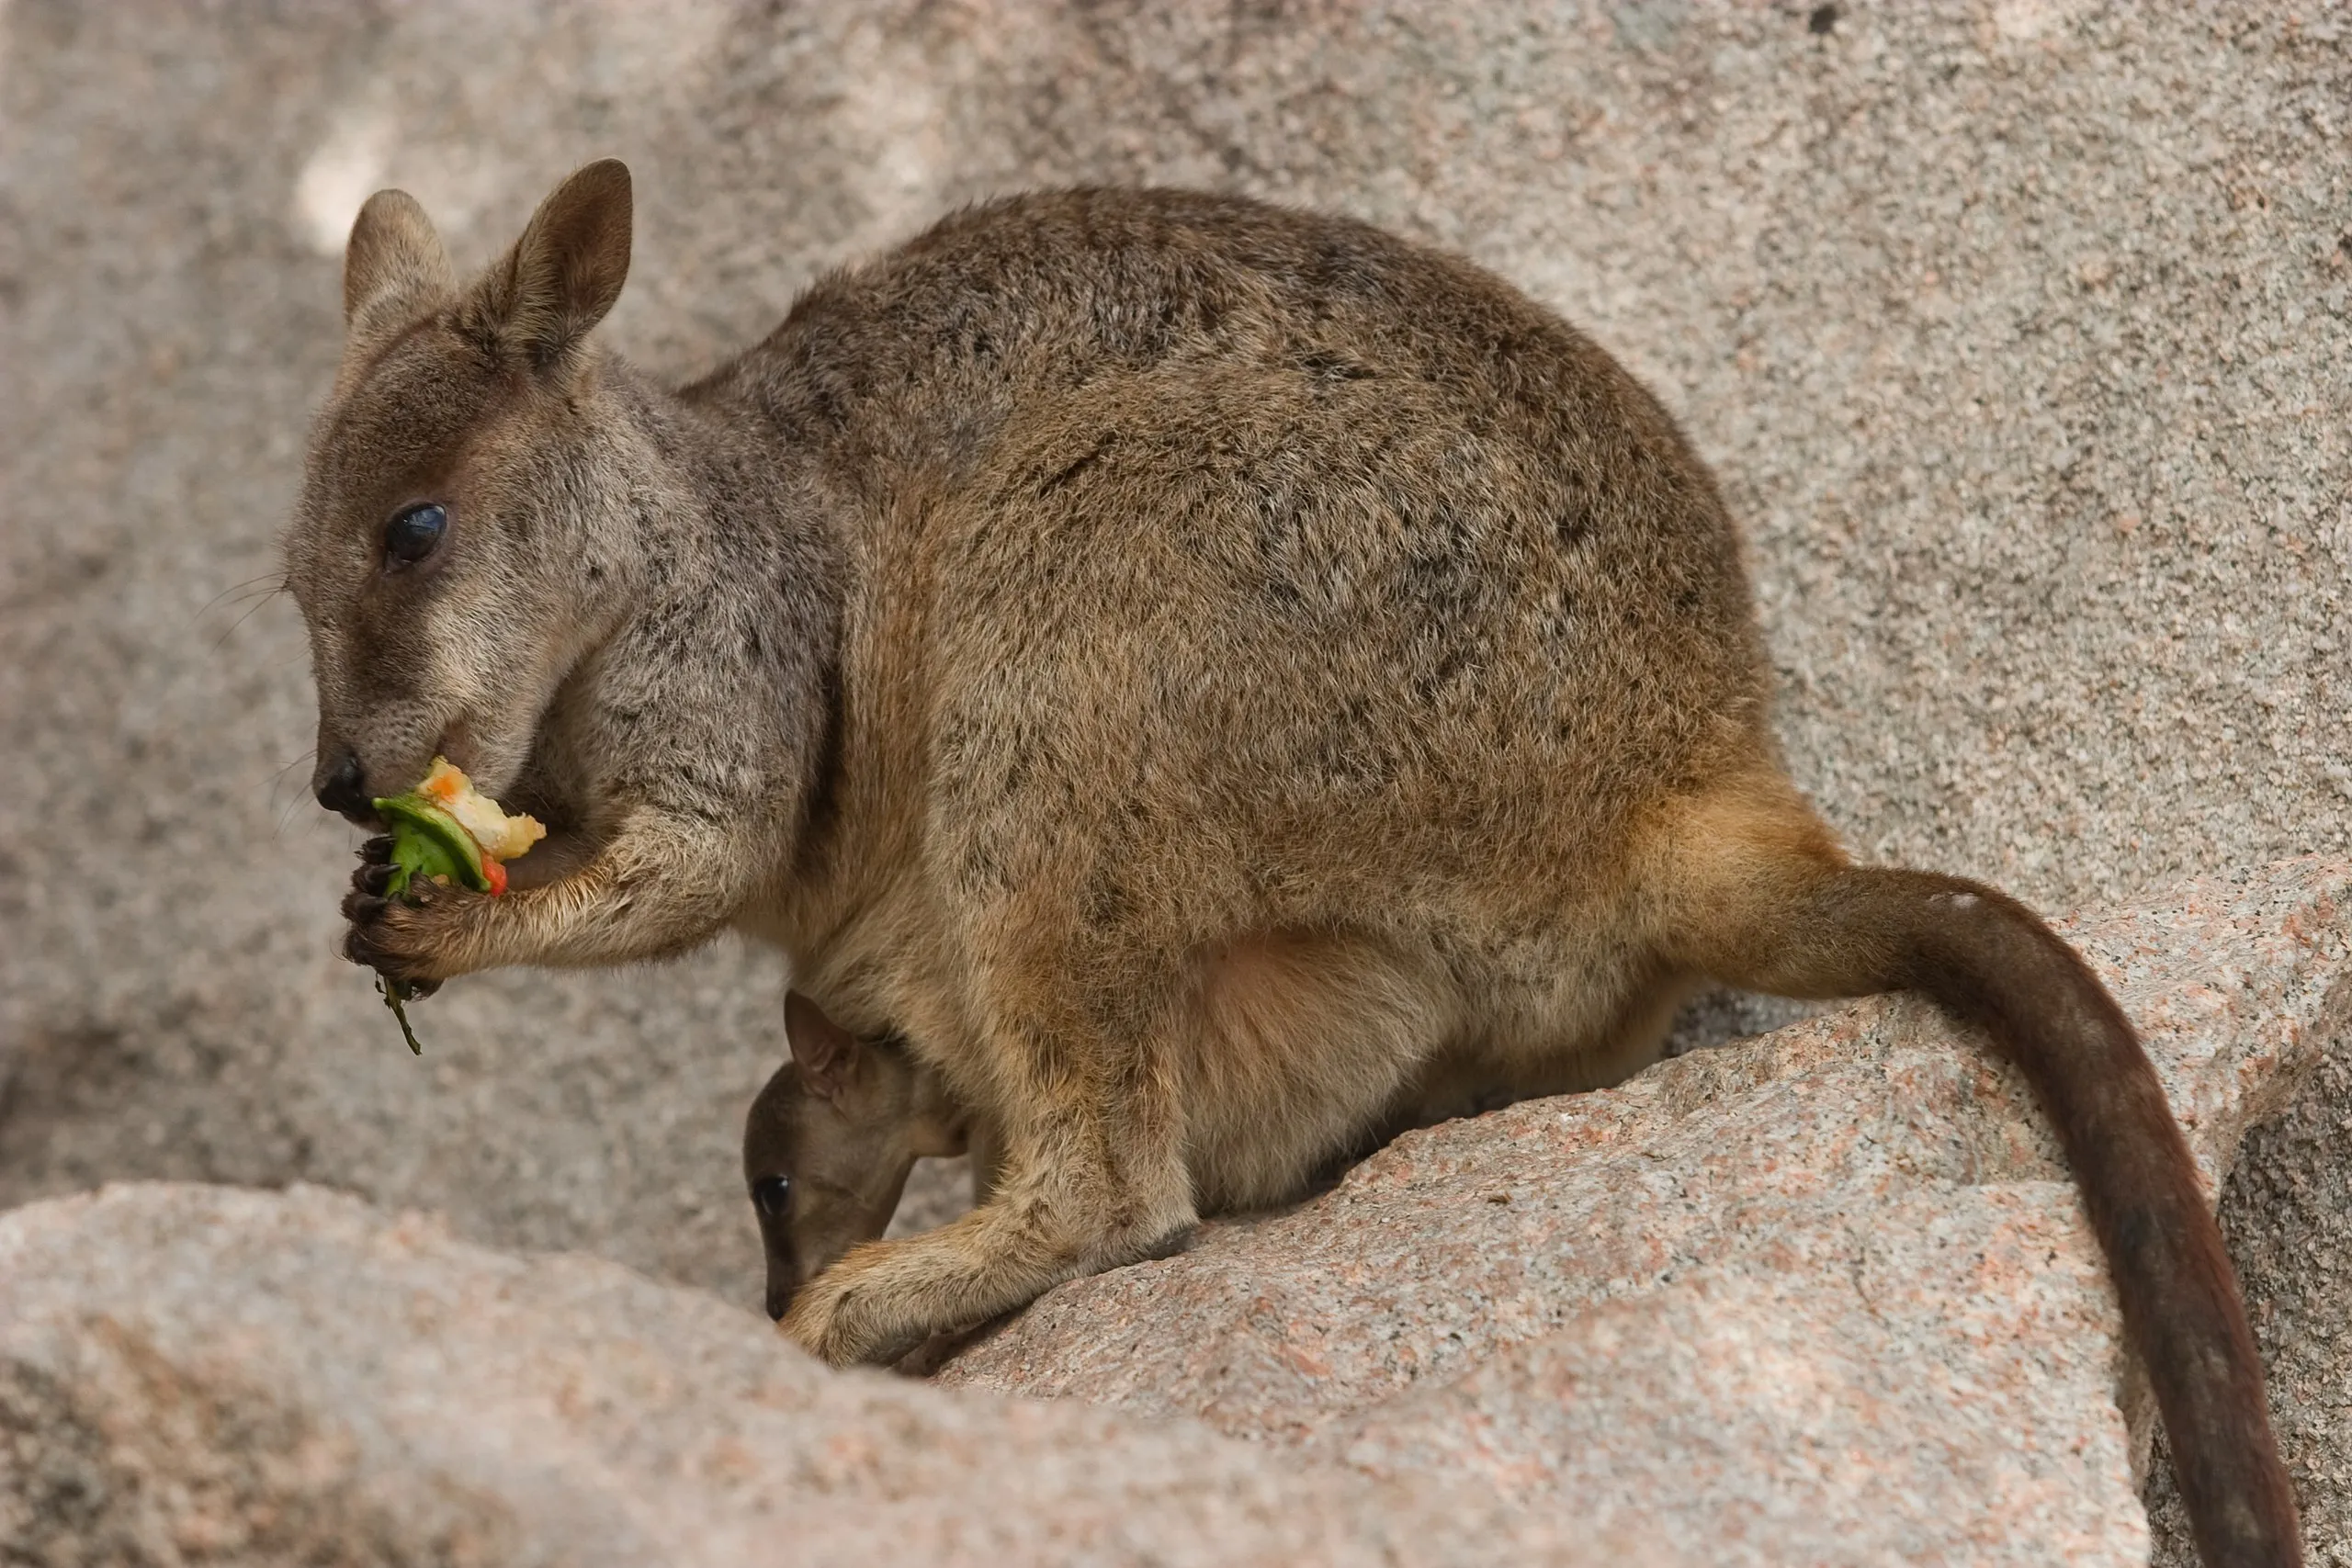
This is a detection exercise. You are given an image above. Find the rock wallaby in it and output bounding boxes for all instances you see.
[288,160,2298,1564]
[744,992,998,1325]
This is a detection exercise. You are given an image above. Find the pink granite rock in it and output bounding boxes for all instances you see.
[939,859,2352,1563]
[0,1183,1632,1568]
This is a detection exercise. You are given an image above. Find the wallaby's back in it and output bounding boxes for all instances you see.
[719,190,1770,933]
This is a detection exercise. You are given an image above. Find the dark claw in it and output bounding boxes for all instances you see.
[342,835,444,995]
[344,923,434,997]
[345,921,385,969]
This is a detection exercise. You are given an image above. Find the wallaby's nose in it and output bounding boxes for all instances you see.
[315,750,369,818]
[765,1280,795,1323]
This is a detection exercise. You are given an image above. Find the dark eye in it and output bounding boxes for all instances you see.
[752,1175,791,1219]
[383,502,447,566]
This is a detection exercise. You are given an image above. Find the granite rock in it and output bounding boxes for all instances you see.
[0,1182,1628,1568]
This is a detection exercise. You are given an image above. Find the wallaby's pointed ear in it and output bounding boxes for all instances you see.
[786,991,859,1101]
[462,158,632,374]
[344,189,454,339]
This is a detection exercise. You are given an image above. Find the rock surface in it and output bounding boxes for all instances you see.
[2150,1016,2352,1566]
[941,859,2352,1563]
[0,1182,1623,1568]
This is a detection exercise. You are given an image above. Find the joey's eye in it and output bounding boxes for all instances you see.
[752,1175,791,1219]
[383,502,447,566]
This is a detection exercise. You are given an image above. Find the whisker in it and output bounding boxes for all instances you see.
[209,589,288,652]
[274,786,316,840]
[204,583,285,619]
[267,746,319,831]
[194,573,288,622]
[264,747,317,793]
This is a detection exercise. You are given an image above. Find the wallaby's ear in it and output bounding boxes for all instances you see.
[461,158,632,374]
[343,189,455,340]
[786,991,859,1101]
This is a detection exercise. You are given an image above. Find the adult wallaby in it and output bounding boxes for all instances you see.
[288,160,2298,1564]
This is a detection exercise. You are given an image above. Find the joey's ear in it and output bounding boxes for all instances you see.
[344,189,455,340]
[461,158,632,373]
[785,991,859,1101]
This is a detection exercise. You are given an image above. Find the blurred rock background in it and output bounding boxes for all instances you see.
[2,3,2346,1556]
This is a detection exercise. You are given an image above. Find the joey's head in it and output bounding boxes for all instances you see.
[743,993,967,1322]
[285,159,662,818]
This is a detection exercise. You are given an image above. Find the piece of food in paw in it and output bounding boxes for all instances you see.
[371,756,546,898]
[410,755,548,865]
[360,757,544,1053]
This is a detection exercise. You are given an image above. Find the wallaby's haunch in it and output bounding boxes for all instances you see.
[287,160,2297,1564]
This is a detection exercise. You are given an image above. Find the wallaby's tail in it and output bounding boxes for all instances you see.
[1661,795,2299,1567]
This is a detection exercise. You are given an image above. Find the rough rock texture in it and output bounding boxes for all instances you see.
[0,1183,1626,1568]
[2150,1024,2352,1566]
[4,0,2349,1556]
[941,860,2352,1563]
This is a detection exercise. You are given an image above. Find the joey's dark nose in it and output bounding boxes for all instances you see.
[315,750,369,817]
[765,1280,795,1322]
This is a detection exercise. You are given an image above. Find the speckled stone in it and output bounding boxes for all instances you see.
[2151,1016,2352,1566]
[0,1183,1635,1568]
[940,860,2352,1563]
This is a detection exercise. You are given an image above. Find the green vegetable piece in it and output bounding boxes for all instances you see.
[372,794,492,893]
[366,791,491,1055]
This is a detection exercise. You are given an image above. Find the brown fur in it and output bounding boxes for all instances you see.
[286,163,2298,1565]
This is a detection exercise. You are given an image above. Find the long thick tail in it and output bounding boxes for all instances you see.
[1661,799,2300,1567]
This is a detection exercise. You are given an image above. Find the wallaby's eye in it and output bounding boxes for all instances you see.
[383,502,447,566]
[752,1175,791,1219]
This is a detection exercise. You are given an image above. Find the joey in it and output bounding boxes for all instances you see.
[288,162,2301,1565]
[745,992,991,1323]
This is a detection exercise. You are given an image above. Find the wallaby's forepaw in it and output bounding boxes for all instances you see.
[341,838,476,986]
[779,1251,931,1367]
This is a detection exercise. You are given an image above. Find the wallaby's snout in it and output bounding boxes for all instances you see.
[313,747,371,820]
[750,1172,798,1319]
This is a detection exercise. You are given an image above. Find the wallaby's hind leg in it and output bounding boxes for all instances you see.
[1651,776,2300,1568]
[781,955,1197,1367]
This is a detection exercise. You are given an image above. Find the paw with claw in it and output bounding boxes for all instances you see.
[341,835,473,989]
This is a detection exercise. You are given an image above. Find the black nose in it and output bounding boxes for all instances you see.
[315,750,369,817]
[765,1280,795,1322]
